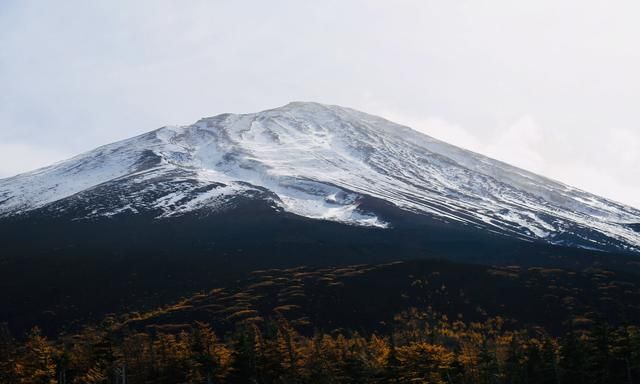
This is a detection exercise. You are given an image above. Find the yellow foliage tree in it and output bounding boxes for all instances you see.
[16,327,56,384]
[396,342,454,384]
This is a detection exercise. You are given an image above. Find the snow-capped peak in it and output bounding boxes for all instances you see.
[1,102,639,253]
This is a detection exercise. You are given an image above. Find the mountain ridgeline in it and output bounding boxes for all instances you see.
[1,102,639,338]
[1,102,639,252]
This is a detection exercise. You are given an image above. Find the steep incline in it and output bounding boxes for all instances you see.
[0,102,639,253]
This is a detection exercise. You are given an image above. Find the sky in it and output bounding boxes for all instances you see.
[1,1,639,208]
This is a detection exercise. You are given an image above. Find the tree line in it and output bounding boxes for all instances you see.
[2,308,640,383]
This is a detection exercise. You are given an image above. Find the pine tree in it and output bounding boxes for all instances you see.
[383,334,402,383]
[304,333,340,383]
[590,321,613,384]
[151,332,190,383]
[503,334,525,384]
[525,338,545,384]
[189,321,232,383]
[367,333,390,381]
[559,329,593,384]
[229,325,260,383]
[396,342,453,384]
[339,333,370,383]
[118,331,152,384]
[477,338,499,384]
[540,336,560,384]
[16,327,56,384]
[274,318,304,382]
[66,326,117,384]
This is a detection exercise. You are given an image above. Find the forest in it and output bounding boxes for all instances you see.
[2,309,640,383]
[3,259,640,383]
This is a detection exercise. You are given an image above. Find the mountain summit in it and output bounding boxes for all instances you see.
[1,102,639,253]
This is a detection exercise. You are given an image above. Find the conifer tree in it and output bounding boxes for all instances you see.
[477,338,499,384]
[540,336,560,384]
[189,321,232,383]
[503,334,525,384]
[16,327,56,384]
[396,342,453,384]
[229,325,259,383]
[590,321,612,384]
[559,329,593,384]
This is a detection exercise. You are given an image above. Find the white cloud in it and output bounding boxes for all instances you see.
[483,115,545,174]
[373,111,482,154]
[0,0,638,208]
[379,109,640,209]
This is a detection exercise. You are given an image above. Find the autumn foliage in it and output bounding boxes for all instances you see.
[2,308,640,384]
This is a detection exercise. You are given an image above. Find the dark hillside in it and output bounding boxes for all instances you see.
[2,199,640,337]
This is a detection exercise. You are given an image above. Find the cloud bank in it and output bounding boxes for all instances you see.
[0,0,638,207]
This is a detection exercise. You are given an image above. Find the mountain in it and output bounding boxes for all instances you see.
[2,102,640,336]
[1,102,639,253]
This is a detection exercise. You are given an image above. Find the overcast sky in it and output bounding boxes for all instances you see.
[1,1,639,208]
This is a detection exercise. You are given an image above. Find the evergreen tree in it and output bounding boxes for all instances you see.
[559,329,593,384]
[540,336,560,384]
[16,327,56,384]
[229,325,259,383]
[476,338,500,384]
[590,321,612,384]
[503,335,525,384]
[189,322,232,383]
[396,342,453,383]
